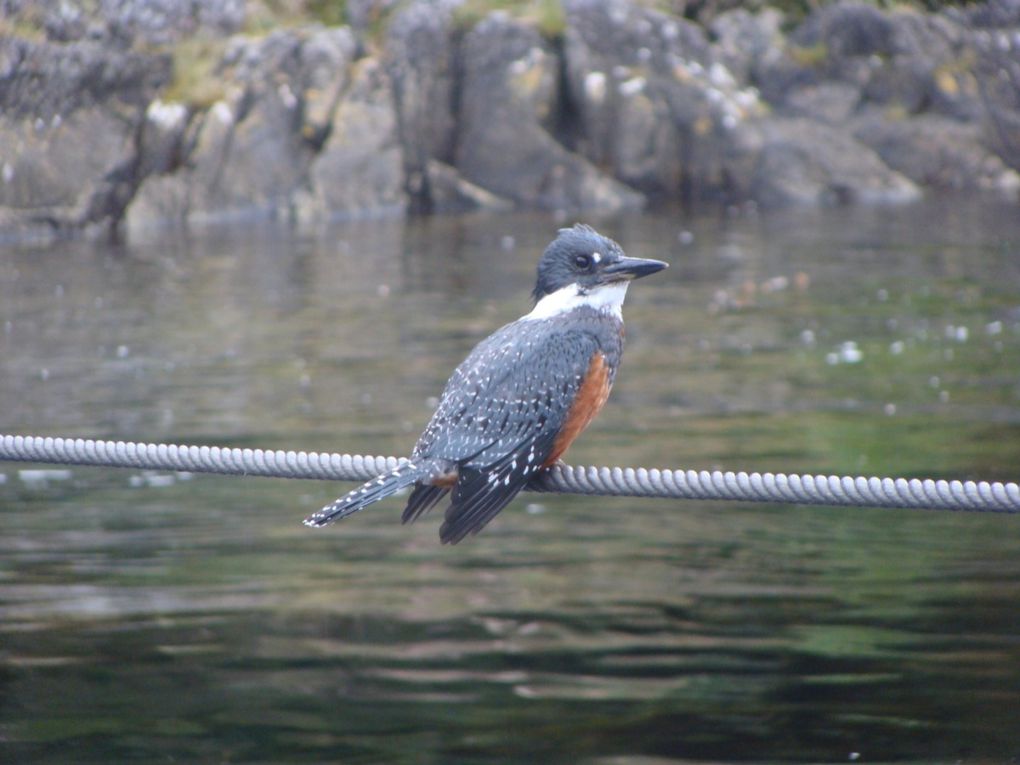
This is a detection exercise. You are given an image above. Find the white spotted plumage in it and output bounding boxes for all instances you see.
[304,223,665,543]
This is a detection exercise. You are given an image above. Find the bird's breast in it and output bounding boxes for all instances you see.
[545,350,614,467]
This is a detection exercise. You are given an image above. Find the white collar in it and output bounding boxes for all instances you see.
[522,282,629,321]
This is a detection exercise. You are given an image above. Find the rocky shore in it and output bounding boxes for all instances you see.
[1,0,1018,242]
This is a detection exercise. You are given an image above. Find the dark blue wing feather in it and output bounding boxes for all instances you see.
[406,313,618,542]
[413,318,603,463]
[439,430,558,544]
[401,484,449,524]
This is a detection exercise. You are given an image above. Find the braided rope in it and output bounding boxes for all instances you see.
[1,434,1018,513]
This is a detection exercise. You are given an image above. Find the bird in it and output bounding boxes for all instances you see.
[304,224,667,543]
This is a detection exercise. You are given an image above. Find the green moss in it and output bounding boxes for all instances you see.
[163,37,228,110]
[0,15,48,42]
[243,0,397,49]
[788,41,829,67]
[531,0,567,37]
[453,0,566,39]
[884,103,910,121]
[306,0,348,26]
[244,0,348,34]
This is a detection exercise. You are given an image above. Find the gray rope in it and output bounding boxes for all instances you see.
[1,434,1018,513]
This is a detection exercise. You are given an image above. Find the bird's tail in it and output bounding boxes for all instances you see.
[303,458,443,528]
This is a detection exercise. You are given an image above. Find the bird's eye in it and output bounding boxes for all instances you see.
[574,254,593,270]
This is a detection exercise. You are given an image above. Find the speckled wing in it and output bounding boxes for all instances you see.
[440,429,560,544]
[407,315,612,543]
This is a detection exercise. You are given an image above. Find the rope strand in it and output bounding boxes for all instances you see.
[1,434,1018,513]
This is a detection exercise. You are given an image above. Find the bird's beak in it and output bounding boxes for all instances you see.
[603,256,668,281]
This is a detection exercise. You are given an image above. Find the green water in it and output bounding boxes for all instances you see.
[2,199,1019,763]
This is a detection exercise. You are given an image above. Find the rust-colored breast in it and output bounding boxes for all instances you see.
[545,351,613,467]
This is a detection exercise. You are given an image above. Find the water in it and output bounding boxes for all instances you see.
[2,199,1019,763]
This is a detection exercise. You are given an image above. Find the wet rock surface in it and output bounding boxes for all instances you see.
[1,0,1018,240]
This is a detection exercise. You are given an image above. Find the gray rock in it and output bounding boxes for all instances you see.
[872,11,976,120]
[791,1,898,59]
[861,5,1020,172]
[6,0,1020,238]
[985,104,1020,173]
[752,3,888,109]
[179,101,238,223]
[709,7,786,84]
[207,32,318,217]
[346,0,402,34]
[182,27,360,224]
[957,0,1020,28]
[122,174,190,241]
[0,108,131,220]
[137,99,189,176]
[0,0,246,46]
[0,34,168,235]
[755,0,1020,188]
[456,11,643,212]
[563,0,763,200]
[749,118,921,207]
[385,0,461,212]
[758,4,933,113]
[784,82,862,124]
[775,2,1004,124]
[306,58,407,220]
[124,25,406,234]
[854,113,1020,196]
[0,35,169,120]
[969,21,1020,172]
[121,101,230,232]
[425,160,513,214]
[299,27,359,145]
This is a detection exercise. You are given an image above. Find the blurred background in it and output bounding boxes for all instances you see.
[2,0,1020,762]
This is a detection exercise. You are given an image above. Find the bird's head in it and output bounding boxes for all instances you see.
[532,224,667,303]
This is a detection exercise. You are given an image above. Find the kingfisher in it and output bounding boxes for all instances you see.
[304,224,667,543]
